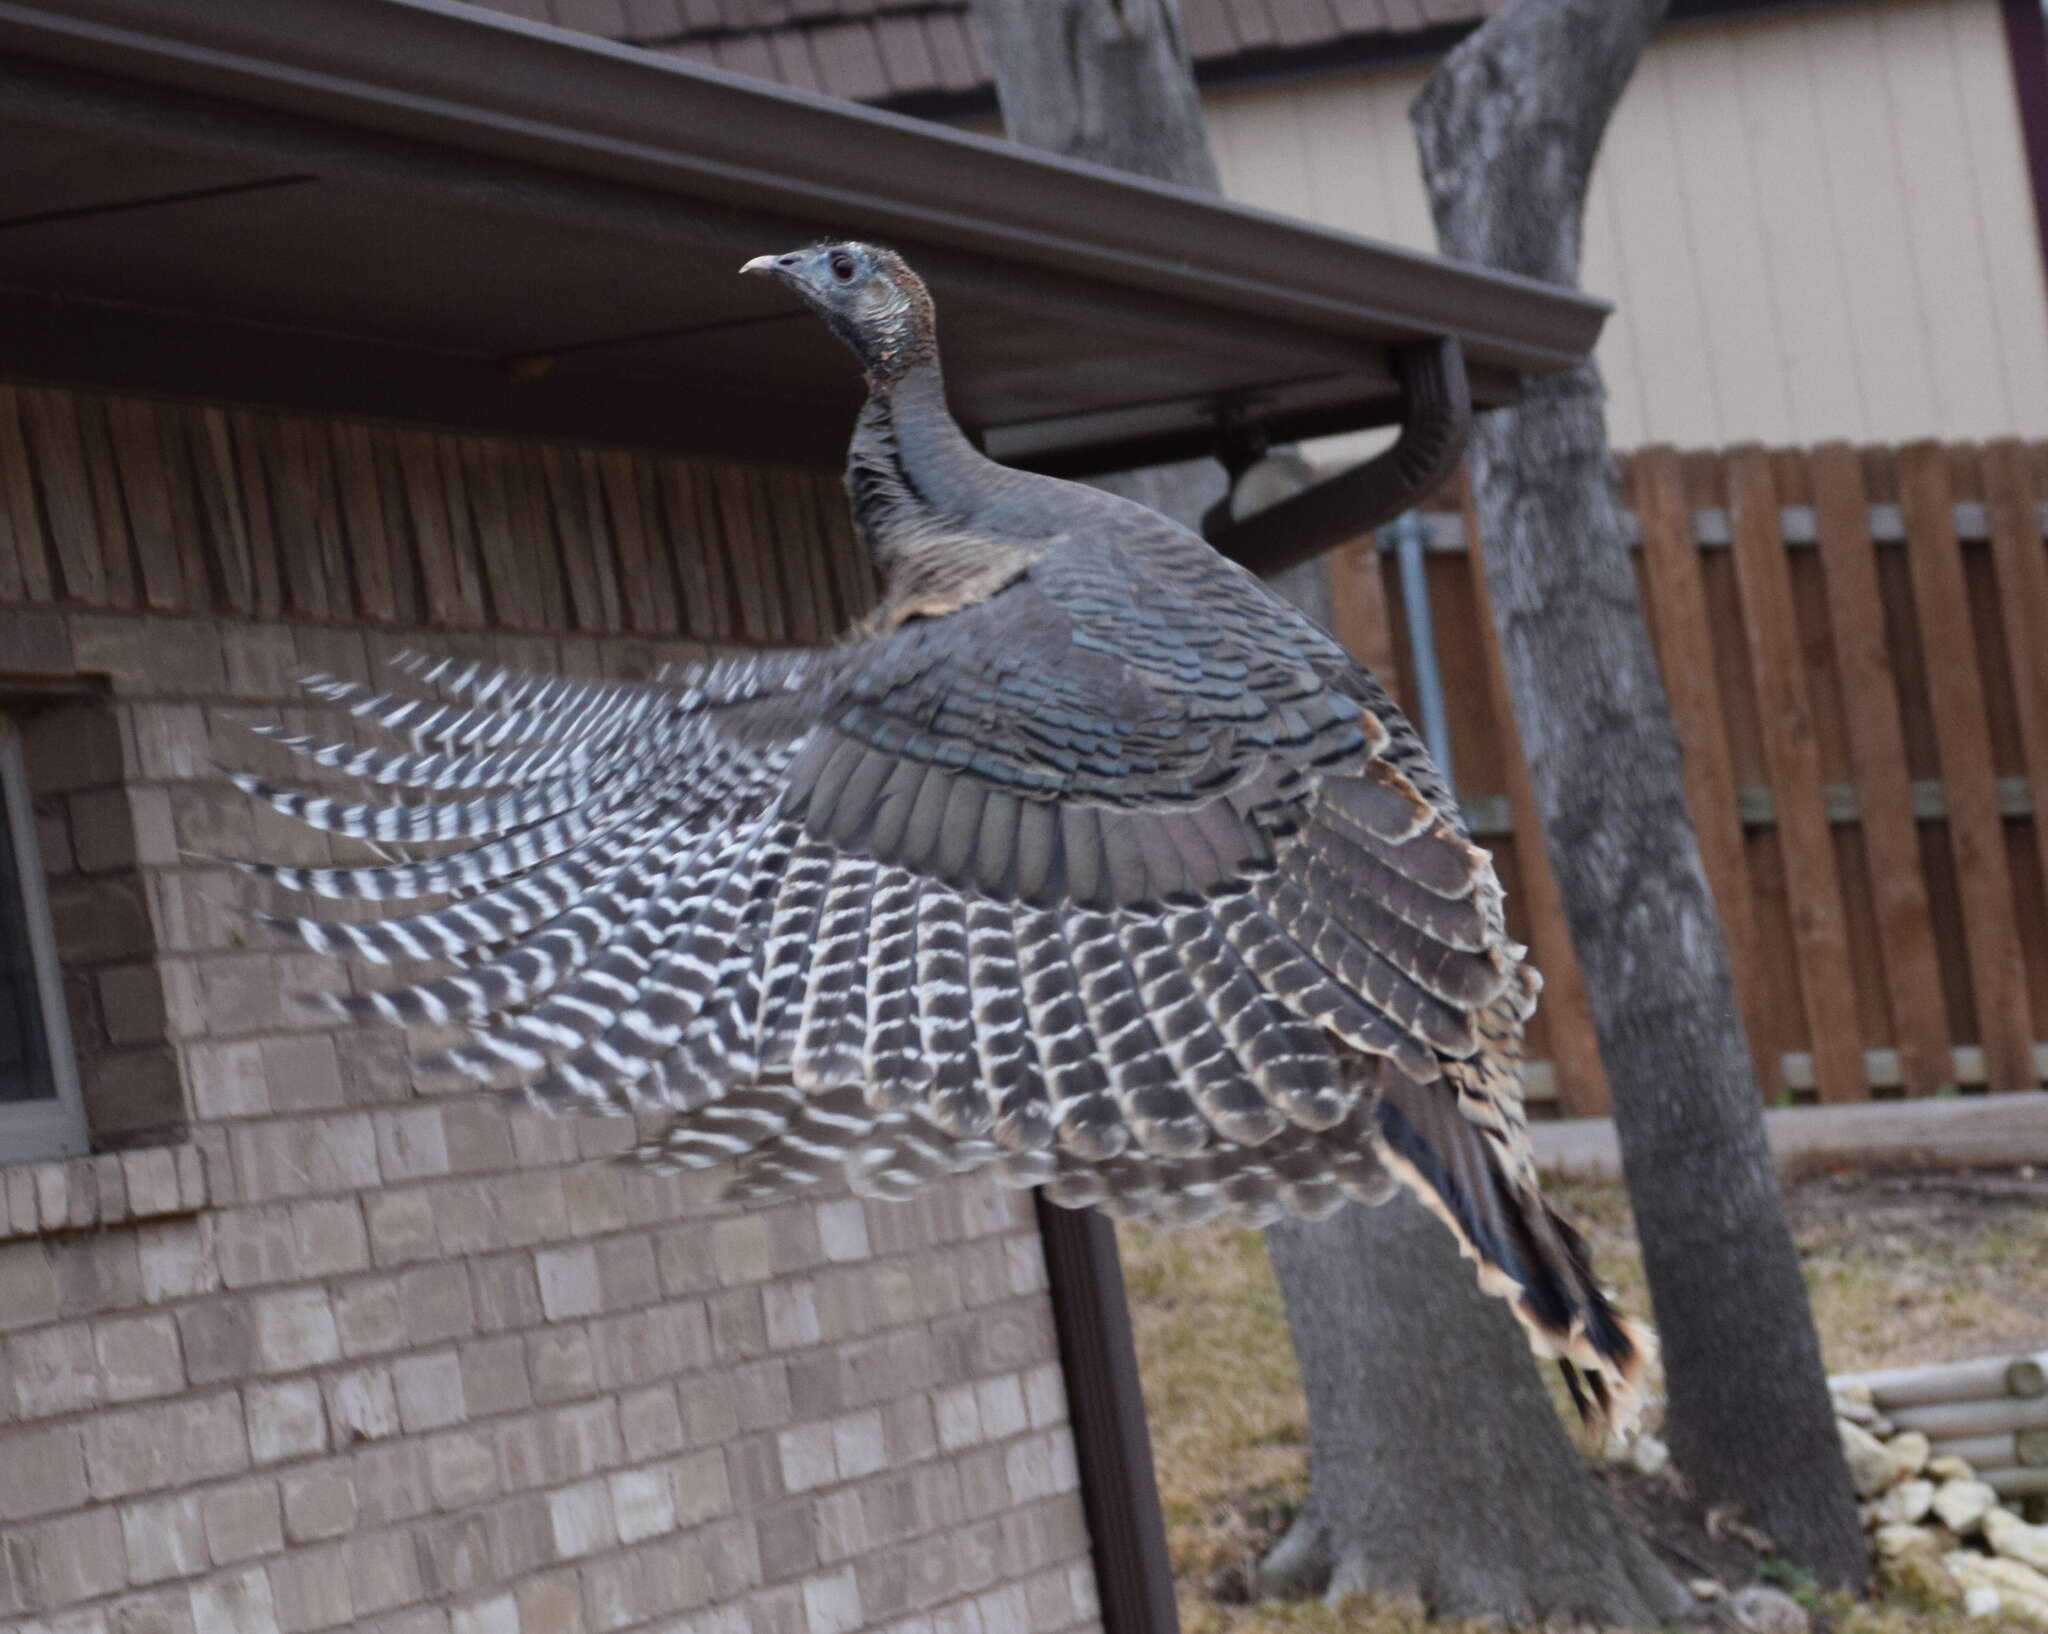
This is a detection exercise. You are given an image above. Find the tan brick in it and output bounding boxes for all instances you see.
[547,1399,622,1481]
[451,1592,518,1634]
[711,1217,774,1287]
[400,1262,475,1346]
[186,1040,272,1121]
[814,1200,871,1265]
[177,1299,255,1386]
[203,1478,284,1565]
[427,1429,500,1511]
[393,1349,467,1433]
[491,1171,566,1248]
[816,1490,868,1565]
[516,1571,587,1634]
[94,1312,185,1403]
[546,1477,615,1559]
[280,1468,357,1544]
[525,1327,596,1404]
[787,1354,843,1421]
[560,1164,625,1237]
[708,1288,769,1364]
[112,1584,200,1634]
[0,1240,59,1332]
[373,1106,451,1182]
[247,1379,327,1465]
[610,1466,677,1544]
[619,1385,684,1462]
[251,1288,341,1373]
[24,1504,128,1605]
[324,1365,400,1444]
[682,1374,742,1453]
[189,1564,280,1634]
[534,1244,600,1322]
[597,1234,660,1311]
[7,1168,40,1237]
[778,1422,836,1494]
[756,1500,818,1580]
[439,1101,514,1176]
[470,1254,544,1333]
[123,1148,183,1220]
[491,1413,558,1493]
[365,1190,438,1268]
[289,1198,368,1278]
[672,1447,734,1527]
[99,962,170,1045]
[0,1422,89,1519]
[9,1321,101,1417]
[261,1034,346,1114]
[508,1113,580,1170]
[456,1335,531,1418]
[333,1277,406,1358]
[267,1541,354,1632]
[654,1222,718,1298]
[348,1443,431,1529]
[212,1206,300,1290]
[734,1360,793,1432]
[347,1524,425,1617]
[431,1182,504,1258]
[122,1493,208,1585]
[415,1511,493,1598]
[700,1515,762,1600]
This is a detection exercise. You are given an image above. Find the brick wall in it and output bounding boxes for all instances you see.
[0,384,1105,1634]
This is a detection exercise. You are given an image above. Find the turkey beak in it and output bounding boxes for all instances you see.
[740,252,810,294]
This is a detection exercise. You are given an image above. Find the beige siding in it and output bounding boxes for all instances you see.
[1203,0,2048,449]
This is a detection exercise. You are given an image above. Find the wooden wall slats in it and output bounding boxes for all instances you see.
[711,467,773,644]
[1808,442,1954,1093]
[459,437,534,633]
[22,390,109,606]
[1630,447,1777,1091]
[0,387,53,603]
[1457,484,1611,1115]
[1982,439,2048,931]
[657,463,719,640]
[188,409,253,615]
[1725,446,1865,1102]
[595,449,674,636]
[431,437,488,629]
[228,410,285,619]
[332,422,398,625]
[74,397,137,611]
[1896,442,2037,1091]
[105,398,184,612]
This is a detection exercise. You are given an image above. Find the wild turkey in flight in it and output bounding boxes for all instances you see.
[232,241,1647,1426]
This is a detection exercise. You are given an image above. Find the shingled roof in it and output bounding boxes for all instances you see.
[459,0,1503,114]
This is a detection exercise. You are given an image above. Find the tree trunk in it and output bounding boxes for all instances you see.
[971,1,1691,1622]
[1412,0,1868,1592]
[1261,1197,1683,1623]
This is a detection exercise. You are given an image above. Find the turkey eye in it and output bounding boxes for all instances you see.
[829,252,857,283]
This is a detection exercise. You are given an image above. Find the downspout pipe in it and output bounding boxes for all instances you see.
[1202,333,1471,578]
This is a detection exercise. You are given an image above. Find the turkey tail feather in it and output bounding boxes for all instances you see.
[1371,1084,1652,1434]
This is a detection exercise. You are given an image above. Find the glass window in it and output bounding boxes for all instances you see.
[0,722,88,1164]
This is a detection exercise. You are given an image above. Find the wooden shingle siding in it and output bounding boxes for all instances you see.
[1204,0,2048,452]
[0,383,871,646]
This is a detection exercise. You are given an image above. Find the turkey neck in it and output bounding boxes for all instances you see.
[849,359,1043,624]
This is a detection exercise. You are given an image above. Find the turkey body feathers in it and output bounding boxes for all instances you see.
[226,241,1647,1431]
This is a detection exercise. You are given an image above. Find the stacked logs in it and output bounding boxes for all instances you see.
[1831,1352,2048,1624]
[1835,1353,2048,1502]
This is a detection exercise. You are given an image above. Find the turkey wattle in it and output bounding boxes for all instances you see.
[229,240,1650,1429]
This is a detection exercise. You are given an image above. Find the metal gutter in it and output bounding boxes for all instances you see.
[0,0,1609,385]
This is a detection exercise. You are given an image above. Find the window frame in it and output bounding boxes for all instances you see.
[0,721,90,1166]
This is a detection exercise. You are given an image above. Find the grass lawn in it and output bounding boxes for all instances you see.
[1117,1165,2048,1634]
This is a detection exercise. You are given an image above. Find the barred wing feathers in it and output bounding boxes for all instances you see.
[230,548,1646,1425]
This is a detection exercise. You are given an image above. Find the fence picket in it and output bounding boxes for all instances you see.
[1982,440,2048,944]
[1631,446,1777,1092]
[1896,443,2037,1092]
[1808,444,1954,1094]
[1726,447,1865,1102]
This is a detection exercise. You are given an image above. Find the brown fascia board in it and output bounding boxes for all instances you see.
[0,0,1607,385]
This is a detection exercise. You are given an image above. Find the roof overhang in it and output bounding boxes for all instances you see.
[0,0,1609,476]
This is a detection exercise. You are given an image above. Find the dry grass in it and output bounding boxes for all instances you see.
[1117,1166,2048,1634]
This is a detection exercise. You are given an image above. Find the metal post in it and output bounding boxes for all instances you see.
[1387,509,1457,794]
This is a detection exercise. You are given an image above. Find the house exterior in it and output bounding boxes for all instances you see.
[0,4,1601,1631]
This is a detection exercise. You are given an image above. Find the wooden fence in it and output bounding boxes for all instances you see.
[1332,441,2048,1116]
